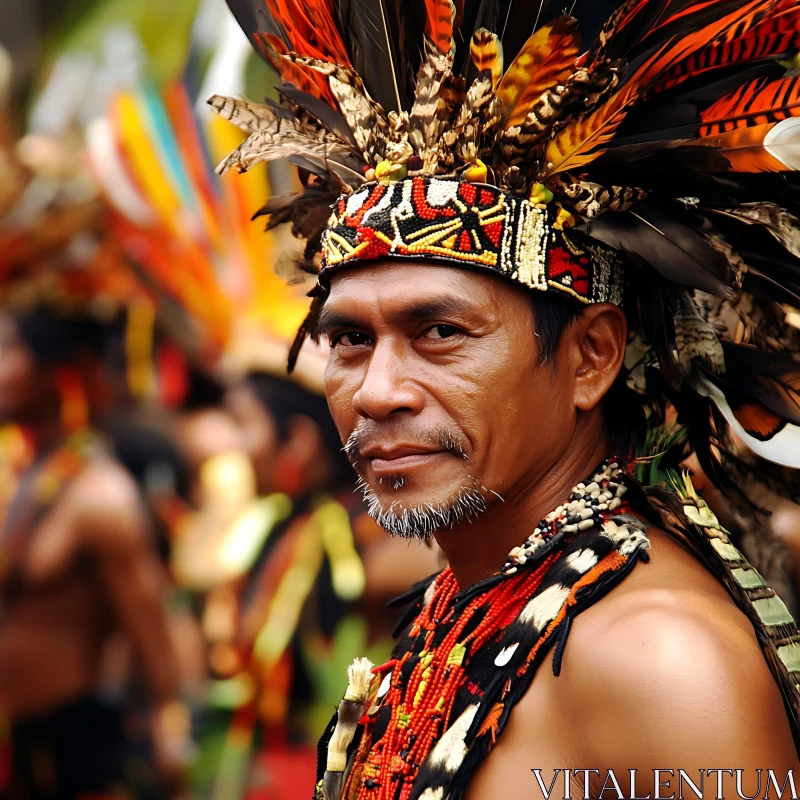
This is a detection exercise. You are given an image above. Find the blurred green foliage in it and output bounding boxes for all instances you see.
[44,0,201,81]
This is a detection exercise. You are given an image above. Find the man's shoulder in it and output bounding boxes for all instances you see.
[514,525,797,765]
[566,523,759,655]
[559,524,772,697]
[66,457,148,551]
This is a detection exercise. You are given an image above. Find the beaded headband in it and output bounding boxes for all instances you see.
[317,177,625,305]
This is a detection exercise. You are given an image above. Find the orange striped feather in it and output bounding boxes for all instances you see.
[259,33,337,105]
[654,4,800,94]
[700,75,800,137]
[470,29,503,89]
[424,0,455,54]
[712,0,795,43]
[693,123,787,172]
[265,0,350,64]
[631,0,768,87]
[497,16,580,129]
[543,84,638,177]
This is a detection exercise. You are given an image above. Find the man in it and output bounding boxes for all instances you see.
[0,304,185,799]
[210,0,800,797]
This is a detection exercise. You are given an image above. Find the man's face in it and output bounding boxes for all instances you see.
[320,263,581,538]
[0,313,47,424]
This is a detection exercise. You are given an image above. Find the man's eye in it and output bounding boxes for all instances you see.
[333,332,371,347]
[421,324,461,340]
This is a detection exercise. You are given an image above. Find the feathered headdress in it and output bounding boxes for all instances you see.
[209,0,800,503]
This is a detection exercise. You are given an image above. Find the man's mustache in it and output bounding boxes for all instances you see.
[343,421,470,465]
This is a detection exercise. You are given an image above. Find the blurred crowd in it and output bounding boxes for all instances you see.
[0,2,443,797]
[0,1,799,799]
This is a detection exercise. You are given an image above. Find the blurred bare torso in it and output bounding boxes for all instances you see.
[0,471,113,719]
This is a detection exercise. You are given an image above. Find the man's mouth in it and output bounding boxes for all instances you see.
[360,445,447,477]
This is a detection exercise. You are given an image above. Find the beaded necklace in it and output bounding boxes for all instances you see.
[317,459,652,800]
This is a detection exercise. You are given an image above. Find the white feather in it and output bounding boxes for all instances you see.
[696,377,800,468]
[518,584,571,630]
[765,117,800,171]
[425,704,478,773]
[494,642,519,667]
[564,549,599,573]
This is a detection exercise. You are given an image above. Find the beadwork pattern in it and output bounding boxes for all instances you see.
[319,177,625,306]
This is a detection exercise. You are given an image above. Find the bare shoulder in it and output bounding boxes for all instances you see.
[547,525,798,767]
[465,527,799,800]
[66,457,149,552]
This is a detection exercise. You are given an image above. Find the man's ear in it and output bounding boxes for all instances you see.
[570,304,627,412]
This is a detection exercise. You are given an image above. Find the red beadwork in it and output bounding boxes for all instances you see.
[345,553,561,800]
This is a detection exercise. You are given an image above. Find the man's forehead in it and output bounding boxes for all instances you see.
[323,261,503,310]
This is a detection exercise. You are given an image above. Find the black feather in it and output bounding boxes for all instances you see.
[252,177,340,261]
[335,0,424,111]
[633,267,681,390]
[582,203,737,298]
[224,0,289,62]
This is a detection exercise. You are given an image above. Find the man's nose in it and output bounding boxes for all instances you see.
[351,340,424,420]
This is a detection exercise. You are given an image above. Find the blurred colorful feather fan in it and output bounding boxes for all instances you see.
[86,74,318,376]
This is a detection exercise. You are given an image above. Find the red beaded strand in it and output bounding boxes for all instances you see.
[351,552,561,800]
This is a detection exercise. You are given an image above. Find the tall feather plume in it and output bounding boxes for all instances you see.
[441,73,497,165]
[409,37,456,168]
[498,59,623,169]
[496,16,580,129]
[231,19,335,102]
[424,0,456,55]
[264,0,351,63]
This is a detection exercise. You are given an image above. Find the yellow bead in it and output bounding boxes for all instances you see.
[375,160,407,184]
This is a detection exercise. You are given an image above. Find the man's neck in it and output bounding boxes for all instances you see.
[434,422,613,589]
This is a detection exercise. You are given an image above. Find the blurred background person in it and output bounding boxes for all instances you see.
[0,132,189,796]
[0,298,187,800]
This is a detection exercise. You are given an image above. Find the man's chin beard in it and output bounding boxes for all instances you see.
[355,477,488,541]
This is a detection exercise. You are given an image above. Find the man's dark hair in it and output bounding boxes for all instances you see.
[530,293,645,457]
[13,309,113,366]
[245,371,352,486]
